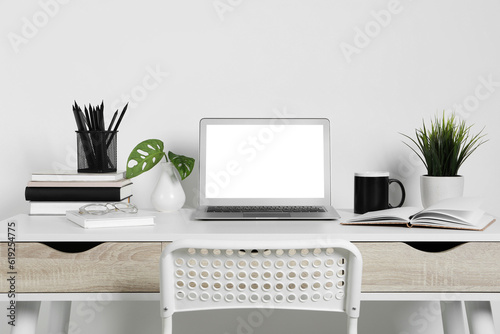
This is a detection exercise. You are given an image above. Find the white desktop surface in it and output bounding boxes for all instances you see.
[2,208,500,334]
[2,208,499,242]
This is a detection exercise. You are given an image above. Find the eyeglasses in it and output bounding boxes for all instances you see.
[79,202,138,215]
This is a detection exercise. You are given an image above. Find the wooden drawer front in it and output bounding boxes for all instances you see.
[355,242,500,293]
[0,242,161,293]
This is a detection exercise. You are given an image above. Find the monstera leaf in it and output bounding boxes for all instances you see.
[168,151,195,180]
[126,139,166,178]
[126,139,196,180]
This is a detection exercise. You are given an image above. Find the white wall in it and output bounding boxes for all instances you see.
[1,0,500,333]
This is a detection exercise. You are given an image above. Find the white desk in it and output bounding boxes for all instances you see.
[4,208,500,242]
[1,209,500,334]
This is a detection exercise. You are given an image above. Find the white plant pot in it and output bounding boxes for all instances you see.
[151,162,186,212]
[420,175,464,208]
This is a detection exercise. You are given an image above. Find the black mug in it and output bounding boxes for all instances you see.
[354,172,406,214]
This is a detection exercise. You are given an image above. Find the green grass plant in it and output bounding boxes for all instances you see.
[402,112,487,176]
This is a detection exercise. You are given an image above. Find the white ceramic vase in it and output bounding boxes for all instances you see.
[151,162,186,212]
[420,175,464,208]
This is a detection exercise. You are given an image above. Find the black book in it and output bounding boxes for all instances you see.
[25,184,132,202]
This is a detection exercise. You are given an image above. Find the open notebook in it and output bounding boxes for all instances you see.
[343,197,495,231]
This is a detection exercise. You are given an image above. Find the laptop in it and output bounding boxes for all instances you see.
[193,118,341,220]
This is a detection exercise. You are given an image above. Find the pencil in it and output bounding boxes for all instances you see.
[107,110,118,132]
[106,103,128,148]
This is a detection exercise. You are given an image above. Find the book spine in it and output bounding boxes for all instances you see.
[25,186,129,201]
[31,172,125,182]
[29,200,131,215]
[27,180,132,188]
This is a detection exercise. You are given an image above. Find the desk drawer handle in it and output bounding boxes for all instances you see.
[41,242,103,253]
[404,242,466,253]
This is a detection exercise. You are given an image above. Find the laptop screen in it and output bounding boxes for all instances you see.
[199,119,331,206]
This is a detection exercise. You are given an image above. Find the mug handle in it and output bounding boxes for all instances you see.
[388,179,406,208]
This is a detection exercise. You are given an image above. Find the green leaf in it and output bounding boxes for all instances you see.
[126,139,166,178]
[168,151,195,180]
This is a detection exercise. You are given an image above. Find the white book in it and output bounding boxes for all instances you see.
[29,200,129,215]
[343,197,496,231]
[32,170,126,182]
[66,210,155,229]
[27,179,132,188]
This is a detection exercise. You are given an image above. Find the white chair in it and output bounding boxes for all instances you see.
[160,239,363,334]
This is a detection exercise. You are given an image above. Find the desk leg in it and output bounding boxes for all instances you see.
[465,301,495,334]
[440,301,467,334]
[47,301,72,334]
[10,301,41,334]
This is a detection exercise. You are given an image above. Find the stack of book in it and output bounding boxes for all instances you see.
[25,170,133,215]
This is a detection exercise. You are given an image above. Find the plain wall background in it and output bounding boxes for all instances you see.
[1,0,500,333]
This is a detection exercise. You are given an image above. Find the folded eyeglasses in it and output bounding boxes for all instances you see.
[79,202,138,215]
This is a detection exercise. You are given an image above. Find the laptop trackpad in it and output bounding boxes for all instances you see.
[243,212,291,218]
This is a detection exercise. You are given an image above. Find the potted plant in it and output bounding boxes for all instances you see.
[402,112,487,207]
[126,139,195,212]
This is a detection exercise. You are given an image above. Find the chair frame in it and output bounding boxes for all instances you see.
[160,238,362,334]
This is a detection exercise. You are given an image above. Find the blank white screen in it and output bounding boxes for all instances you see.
[205,124,324,199]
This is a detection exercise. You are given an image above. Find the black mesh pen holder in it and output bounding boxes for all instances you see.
[77,131,117,173]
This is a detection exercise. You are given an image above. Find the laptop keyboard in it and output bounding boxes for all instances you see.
[207,206,326,213]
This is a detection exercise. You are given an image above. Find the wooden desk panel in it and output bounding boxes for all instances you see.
[1,242,499,294]
[0,242,161,293]
[356,242,500,293]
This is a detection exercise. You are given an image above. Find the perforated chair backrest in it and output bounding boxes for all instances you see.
[160,239,362,334]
